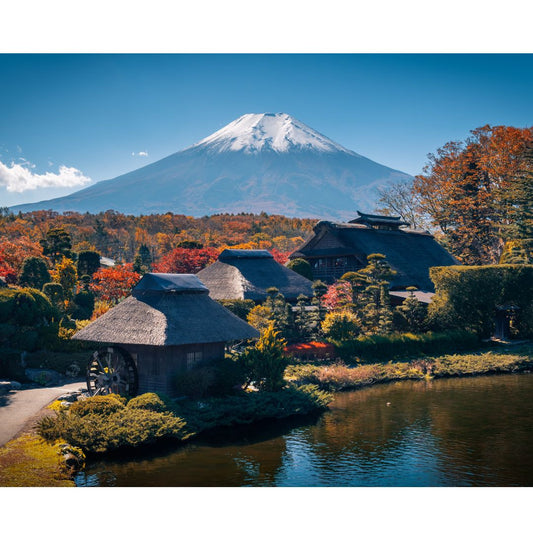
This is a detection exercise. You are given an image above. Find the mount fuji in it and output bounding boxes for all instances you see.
[11,113,411,220]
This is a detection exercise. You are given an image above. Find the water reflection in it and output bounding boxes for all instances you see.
[76,373,533,487]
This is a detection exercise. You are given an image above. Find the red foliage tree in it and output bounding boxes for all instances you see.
[269,248,291,265]
[152,247,219,274]
[90,264,141,303]
[0,237,46,282]
[322,281,353,311]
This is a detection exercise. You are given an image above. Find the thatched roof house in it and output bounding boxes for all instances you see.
[74,273,259,396]
[289,212,459,291]
[196,249,314,303]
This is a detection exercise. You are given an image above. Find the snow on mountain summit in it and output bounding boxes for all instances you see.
[192,113,356,154]
[12,112,411,219]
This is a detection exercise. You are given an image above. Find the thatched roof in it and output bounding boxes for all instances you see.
[196,249,314,302]
[73,273,259,346]
[290,220,459,291]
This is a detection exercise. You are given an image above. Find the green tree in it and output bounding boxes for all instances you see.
[392,287,428,333]
[302,280,329,340]
[19,256,51,290]
[354,254,396,335]
[241,324,288,392]
[40,227,72,264]
[286,258,313,280]
[77,250,101,277]
[264,287,297,342]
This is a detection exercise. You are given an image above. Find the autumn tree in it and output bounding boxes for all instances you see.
[51,257,77,299]
[0,237,45,282]
[413,125,533,264]
[152,247,219,274]
[90,265,141,303]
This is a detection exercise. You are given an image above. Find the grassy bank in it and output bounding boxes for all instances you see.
[0,434,79,487]
[285,344,533,392]
[36,384,332,455]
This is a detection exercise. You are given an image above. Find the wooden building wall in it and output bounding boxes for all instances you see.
[120,342,225,396]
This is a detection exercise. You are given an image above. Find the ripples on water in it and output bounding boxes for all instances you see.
[76,373,533,487]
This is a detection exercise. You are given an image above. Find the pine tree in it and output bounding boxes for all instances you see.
[19,256,51,290]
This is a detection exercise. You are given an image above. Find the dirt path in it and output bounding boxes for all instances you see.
[0,381,86,446]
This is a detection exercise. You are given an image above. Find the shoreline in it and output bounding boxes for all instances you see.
[285,344,533,393]
[2,344,532,486]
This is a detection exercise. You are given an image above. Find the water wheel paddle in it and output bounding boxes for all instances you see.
[86,346,138,396]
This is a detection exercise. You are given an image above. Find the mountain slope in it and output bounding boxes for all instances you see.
[11,113,411,220]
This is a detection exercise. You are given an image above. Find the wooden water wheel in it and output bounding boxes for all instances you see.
[86,346,138,396]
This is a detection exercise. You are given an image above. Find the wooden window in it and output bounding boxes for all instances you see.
[186,351,203,370]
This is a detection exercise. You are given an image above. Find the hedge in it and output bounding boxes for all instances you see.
[218,299,256,321]
[333,330,480,363]
[429,265,533,338]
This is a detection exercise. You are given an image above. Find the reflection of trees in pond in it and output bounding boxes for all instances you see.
[77,374,533,487]
[277,375,533,486]
[423,374,533,486]
[281,381,448,486]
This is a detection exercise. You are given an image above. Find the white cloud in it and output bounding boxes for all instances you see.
[0,159,92,193]
[132,151,149,157]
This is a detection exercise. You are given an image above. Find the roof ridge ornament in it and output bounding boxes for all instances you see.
[348,211,409,228]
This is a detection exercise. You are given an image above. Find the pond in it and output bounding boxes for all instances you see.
[75,373,533,487]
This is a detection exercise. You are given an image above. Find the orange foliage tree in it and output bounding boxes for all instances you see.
[413,125,533,264]
[0,237,46,282]
[152,247,220,274]
[90,264,141,303]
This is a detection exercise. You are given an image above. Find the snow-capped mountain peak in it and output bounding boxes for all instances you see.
[192,112,355,154]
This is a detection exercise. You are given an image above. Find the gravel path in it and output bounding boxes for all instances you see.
[0,381,86,446]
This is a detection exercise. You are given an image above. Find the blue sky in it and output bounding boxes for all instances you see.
[1,53,533,207]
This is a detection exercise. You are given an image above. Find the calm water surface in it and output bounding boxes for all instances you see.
[75,373,533,487]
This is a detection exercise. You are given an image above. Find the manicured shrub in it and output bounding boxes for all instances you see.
[38,409,189,454]
[127,393,168,412]
[0,287,56,326]
[218,299,256,321]
[18,256,51,290]
[173,384,332,434]
[69,394,127,417]
[321,310,361,342]
[42,282,64,310]
[72,290,95,320]
[286,258,313,280]
[37,385,331,454]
